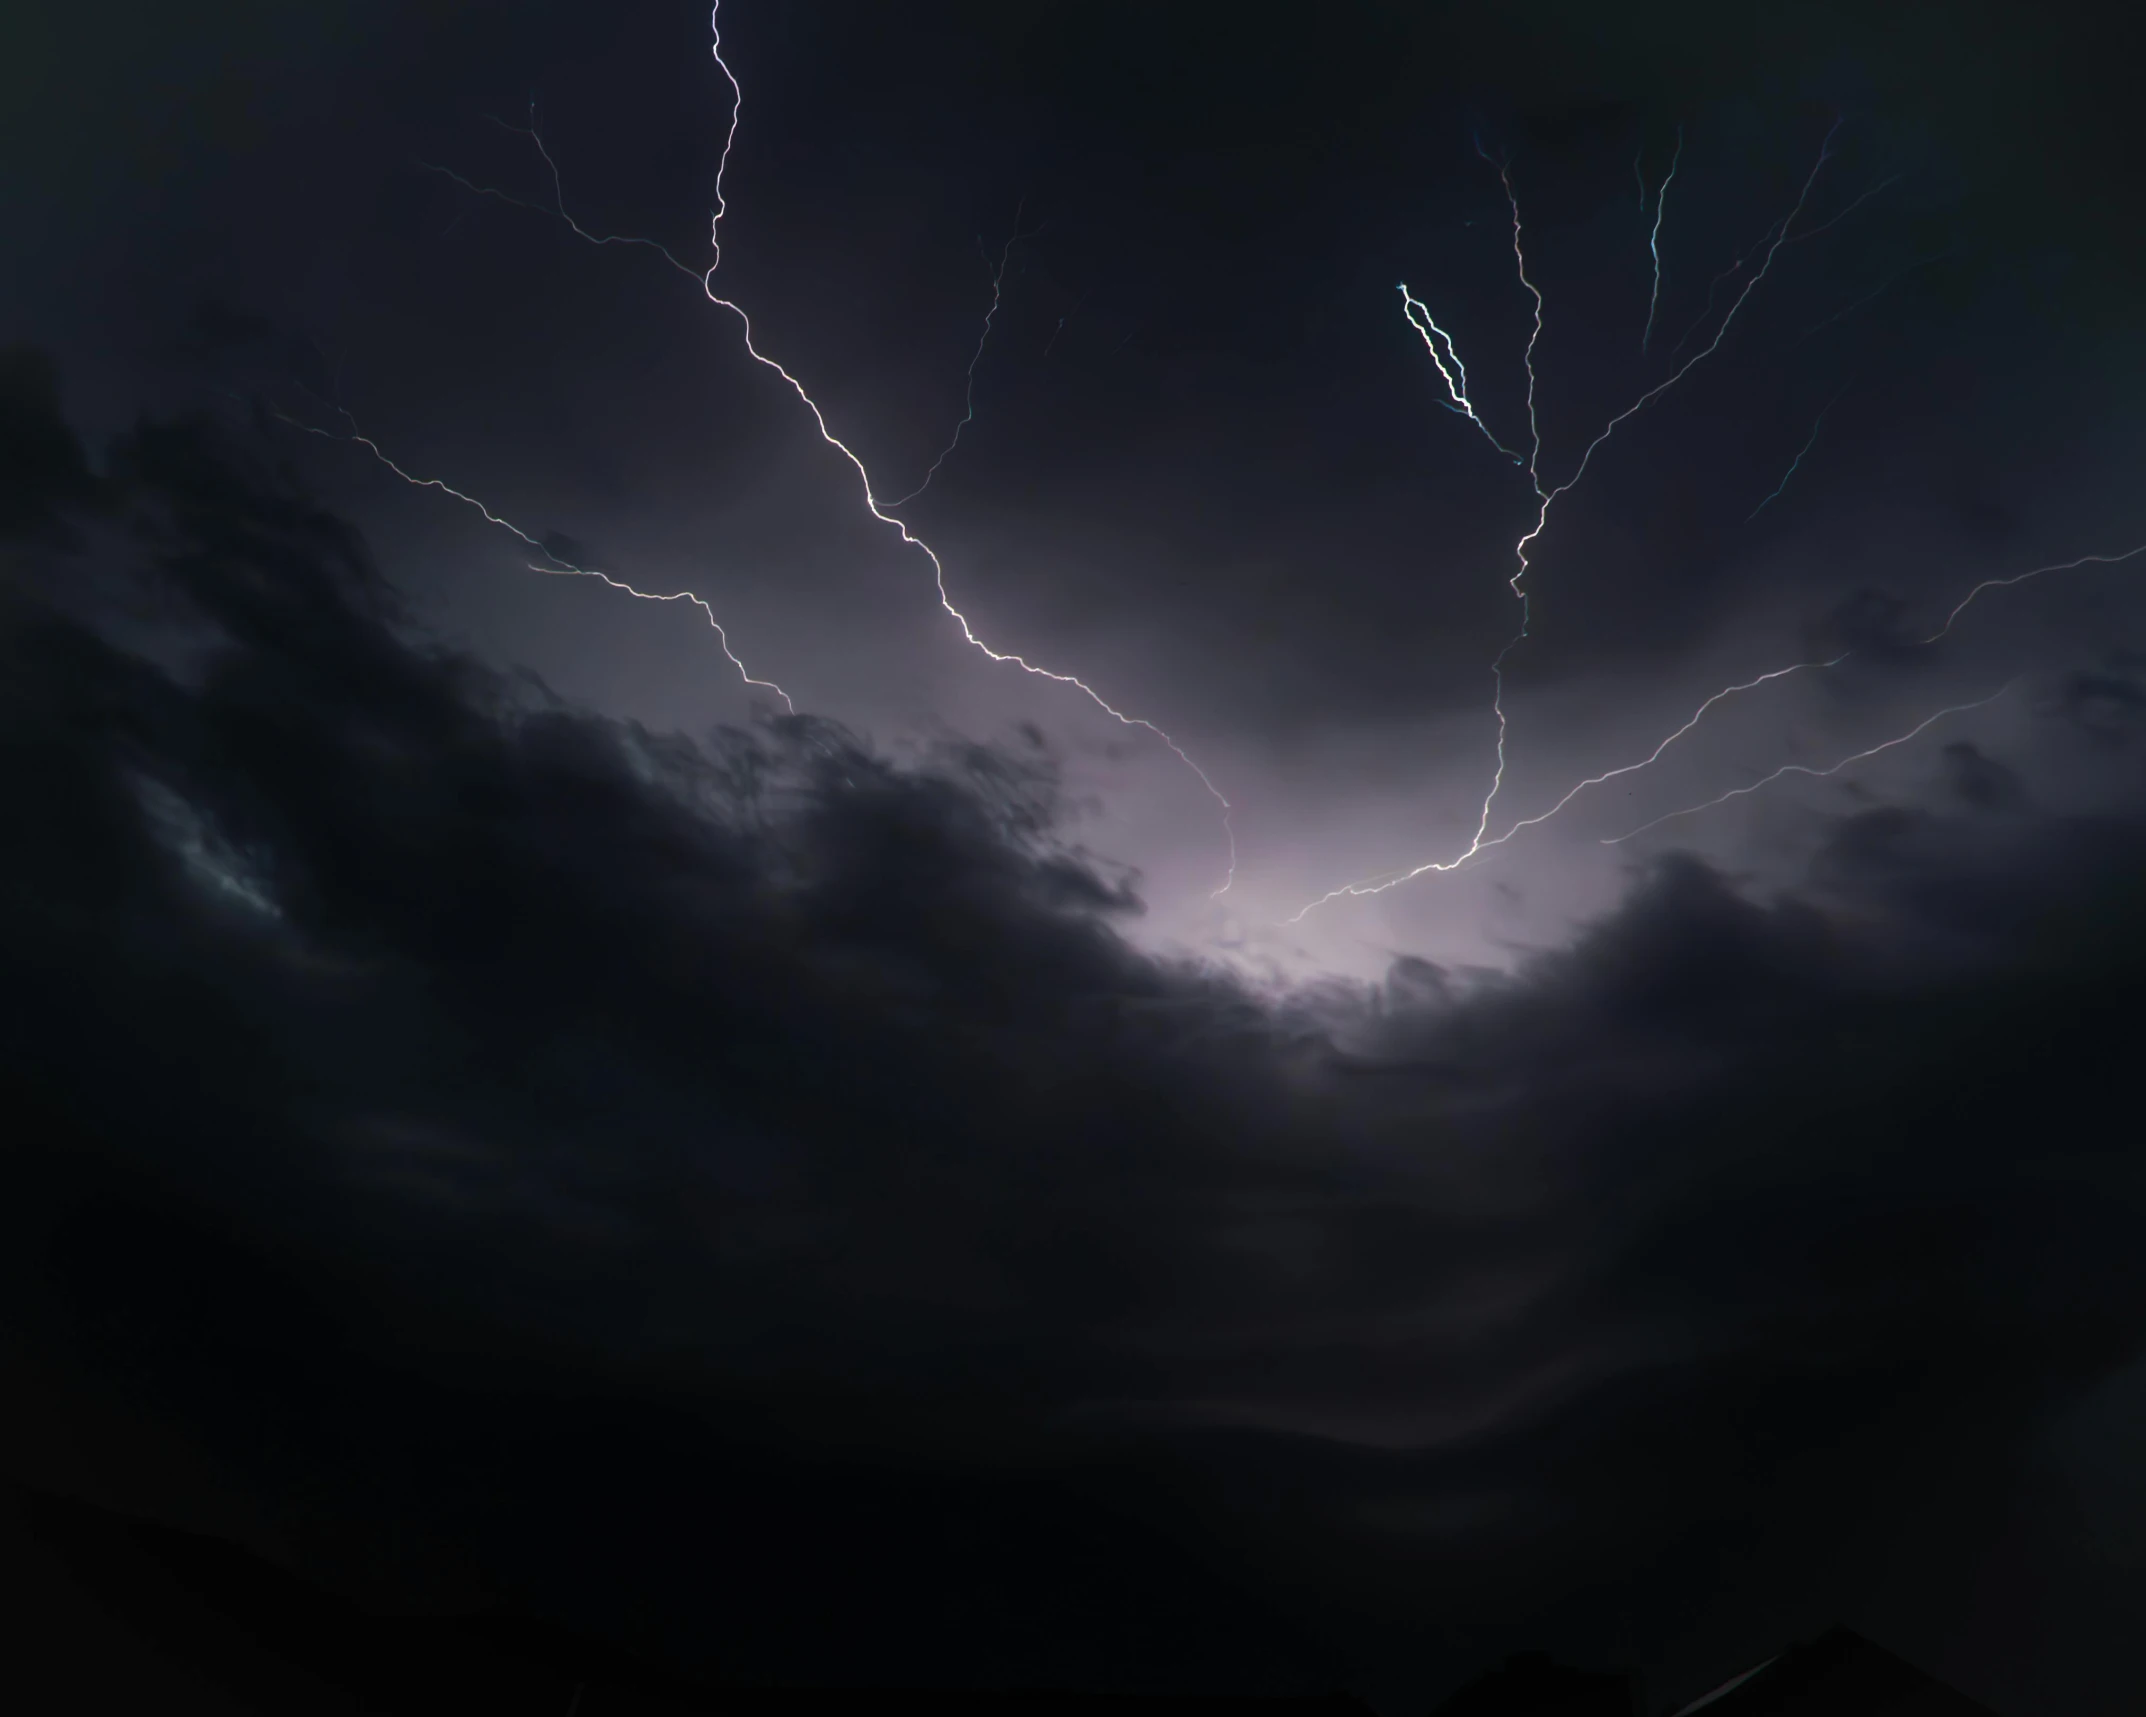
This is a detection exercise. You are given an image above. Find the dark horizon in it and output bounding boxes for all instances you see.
[8,1479,1994,1715]
[6,2,2146,1713]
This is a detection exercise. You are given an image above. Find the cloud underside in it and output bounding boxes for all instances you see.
[5,356,2145,1695]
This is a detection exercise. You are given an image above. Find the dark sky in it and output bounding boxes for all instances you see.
[6,1,2146,1712]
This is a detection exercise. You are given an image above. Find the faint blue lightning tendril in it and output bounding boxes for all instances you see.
[1782,173,1903,247]
[1668,227,1778,360]
[1601,683,2014,844]
[886,217,1025,509]
[1801,248,1956,339]
[1642,124,1682,353]
[1528,118,1841,530]
[273,408,794,710]
[1747,386,1846,521]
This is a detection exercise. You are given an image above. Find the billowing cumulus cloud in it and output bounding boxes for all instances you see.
[6,367,2146,1711]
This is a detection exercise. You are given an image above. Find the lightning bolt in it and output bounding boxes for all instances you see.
[886,215,1027,509]
[1668,220,1786,361]
[1398,284,1525,465]
[1781,172,1903,248]
[273,406,794,711]
[1642,123,1682,353]
[1530,118,1841,517]
[1655,168,1897,363]
[417,3,1236,895]
[1382,143,1554,915]
[1921,541,2146,642]
[1746,386,1846,522]
[1291,124,1845,924]
[1601,682,2015,845]
[1289,522,2146,922]
[1283,654,1847,921]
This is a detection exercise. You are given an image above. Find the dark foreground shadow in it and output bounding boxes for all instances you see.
[10,1480,2001,1716]
[4,1483,1373,1716]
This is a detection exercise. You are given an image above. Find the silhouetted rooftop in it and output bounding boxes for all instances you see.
[1668,1626,1998,1716]
[1429,1649,1642,1716]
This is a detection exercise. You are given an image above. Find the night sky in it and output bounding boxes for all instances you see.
[6,1,2146,1711]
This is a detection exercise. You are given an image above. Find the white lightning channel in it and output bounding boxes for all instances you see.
[1922,541,2146,642]
[1289,122,1843,924]
[274,408,793,710]
[1642,124,1682,353]
[1601,682,2015,845]
[429,3,1236,894]
[1284,654,1845,921]
[1398,283,1525,464]
[1287,525,2146,921]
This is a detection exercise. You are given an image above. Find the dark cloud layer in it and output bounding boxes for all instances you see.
[6,368,2146,1712]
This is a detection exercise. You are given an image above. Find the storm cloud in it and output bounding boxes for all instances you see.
[4,365,2145,1711]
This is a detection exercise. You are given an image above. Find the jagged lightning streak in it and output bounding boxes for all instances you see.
[1395,142,1557,892]
[1669,221,1785,360]
[1601,682,2014,845]
[1477,653,1852,843]
[1461,143,1552,854]
[1494,535,2146,843]
[887,217,1026,509]
[1285,526,2146,918]
[1660,168,1900,359]
[1398,284,1524,464]
[1289,121,1843,924]
[428,3,1236,893]
[1641,124,1682,353]
[1287,509,2146,923]
[696,4,1234,893]
[1746,386,1845,521]
[1505,537,2146,844]
[677,304,1242,894]
[1658,160,1893,358]
[1284,654,1847,920]
[1533,118,1841,516]
[273,407,793,710]
[1922,541,2146,643]
[1482,124,1833,807]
